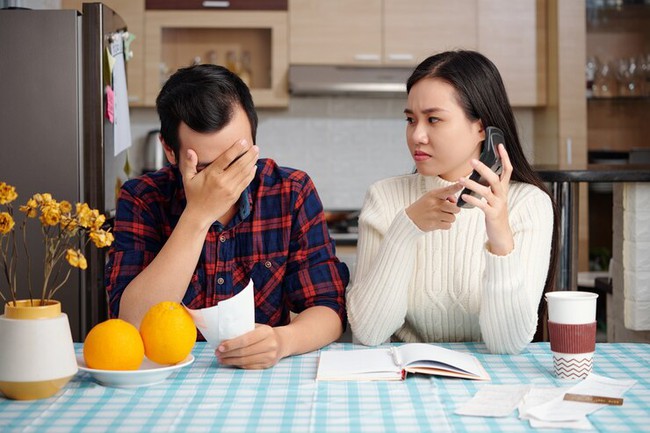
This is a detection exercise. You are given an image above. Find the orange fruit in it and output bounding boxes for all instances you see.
[83,319,144,370]
[139,301,197,365]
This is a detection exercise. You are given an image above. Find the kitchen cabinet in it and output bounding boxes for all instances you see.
[289,0,382,65]
[478,0,546,107]
[383,0,477,65]
[61,0,146,106]
[289,0,545,106]
[586,3,650,155]
[290,0,476,66]
[145,0,287,10]
[144,9,289,107]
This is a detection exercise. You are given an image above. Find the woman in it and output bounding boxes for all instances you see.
[346,50,558,354]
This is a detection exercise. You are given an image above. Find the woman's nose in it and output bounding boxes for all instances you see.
[411,123,429,145]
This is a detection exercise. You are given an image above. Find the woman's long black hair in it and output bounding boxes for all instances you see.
[407,50,558,340]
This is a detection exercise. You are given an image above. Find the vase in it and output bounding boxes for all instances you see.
[0,300,78,400]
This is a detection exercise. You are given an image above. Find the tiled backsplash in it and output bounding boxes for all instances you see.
[258,97,412,210]
[128,96,534,210]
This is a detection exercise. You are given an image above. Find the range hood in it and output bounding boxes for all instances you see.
[289,65,411,97]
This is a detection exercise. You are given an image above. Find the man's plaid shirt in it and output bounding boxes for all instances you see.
[105,158,348,334]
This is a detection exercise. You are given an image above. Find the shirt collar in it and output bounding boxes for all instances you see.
[212,186,252,232]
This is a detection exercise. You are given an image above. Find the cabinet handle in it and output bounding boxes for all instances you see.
[353,54,381,62]
[202,1,231,7]
[387,53,415,62]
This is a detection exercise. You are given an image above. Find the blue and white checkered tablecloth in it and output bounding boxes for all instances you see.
[0,342,648,432]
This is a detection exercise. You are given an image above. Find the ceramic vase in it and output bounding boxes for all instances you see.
[0,300,78,400]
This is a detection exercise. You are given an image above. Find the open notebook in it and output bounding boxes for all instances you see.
[316,343,490,381]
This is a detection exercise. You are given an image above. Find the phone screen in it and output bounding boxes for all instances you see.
[456,126,504,209]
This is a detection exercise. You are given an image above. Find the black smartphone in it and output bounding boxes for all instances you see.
[456,126,504,209]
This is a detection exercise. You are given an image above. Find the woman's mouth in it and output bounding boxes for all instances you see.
[413,150,431,162]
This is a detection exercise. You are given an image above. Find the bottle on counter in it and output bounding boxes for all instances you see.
[207,49,217,65]
[225,50,241,75]
[239,50,252,87]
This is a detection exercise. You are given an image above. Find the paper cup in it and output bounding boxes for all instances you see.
[545,292,598,379]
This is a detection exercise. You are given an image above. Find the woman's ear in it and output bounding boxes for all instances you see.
[475,120,486,143]
[160,135,177,165]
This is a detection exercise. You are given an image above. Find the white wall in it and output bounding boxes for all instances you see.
[127,98,535,211]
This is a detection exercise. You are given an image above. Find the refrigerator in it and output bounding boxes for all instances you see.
[0,3,131,341]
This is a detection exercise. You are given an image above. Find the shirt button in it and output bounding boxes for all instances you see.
[217,277,225,285]
[219,235,227,243]
[264,261,272,269]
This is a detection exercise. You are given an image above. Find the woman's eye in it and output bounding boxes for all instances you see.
[428,117,440,124]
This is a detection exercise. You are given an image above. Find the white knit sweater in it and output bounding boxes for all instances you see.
[346,174,553,354]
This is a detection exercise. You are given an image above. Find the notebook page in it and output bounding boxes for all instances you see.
[397,343,485,377]
[316,348,400,380]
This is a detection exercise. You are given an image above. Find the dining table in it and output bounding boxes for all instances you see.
[1,342,648,432]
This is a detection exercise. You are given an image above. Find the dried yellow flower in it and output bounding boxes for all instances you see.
[59,200,72,214]
[60,214,79,232]
[0,182,18,205]
[90,214,106,231]
[65,248,88,270]
[0,212,15,234]
[89,229,114,248]
[76,203,93,228]
[19,198,38,218]
[2,183,111,303]
[40,205,61,226]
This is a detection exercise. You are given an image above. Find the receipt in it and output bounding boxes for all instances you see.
[455,384,532,417]
[519,387,594,430]
[524,374,635,423]
[184,280,255,349]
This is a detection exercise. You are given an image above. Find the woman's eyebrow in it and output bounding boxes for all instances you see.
[403,107,447,115]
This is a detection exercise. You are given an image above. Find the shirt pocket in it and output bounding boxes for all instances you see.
[183,268,206,307]
[249,256,288,295]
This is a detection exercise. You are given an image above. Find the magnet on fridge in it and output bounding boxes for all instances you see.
[123,32,136,62]
[105,85,115,124]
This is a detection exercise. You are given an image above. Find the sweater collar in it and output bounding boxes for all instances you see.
[420,173,458,191]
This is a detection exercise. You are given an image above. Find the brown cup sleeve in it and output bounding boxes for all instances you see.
[548,321,597,354]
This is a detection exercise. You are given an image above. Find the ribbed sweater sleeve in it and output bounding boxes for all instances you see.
[479,189,554,354]
[346,181,424,346]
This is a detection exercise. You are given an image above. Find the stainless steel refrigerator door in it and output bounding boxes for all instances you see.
[82,2,128,335]
[0,9,83,339]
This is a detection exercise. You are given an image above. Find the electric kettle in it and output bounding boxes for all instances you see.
[143,129,165,173]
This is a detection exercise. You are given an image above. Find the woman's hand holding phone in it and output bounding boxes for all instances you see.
[458,143,515,255]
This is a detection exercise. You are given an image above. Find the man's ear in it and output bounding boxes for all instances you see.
[160,135,177,165]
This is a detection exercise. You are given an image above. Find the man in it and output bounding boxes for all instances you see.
[105,64,348,369]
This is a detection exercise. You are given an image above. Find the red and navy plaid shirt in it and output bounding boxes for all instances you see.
[105,158,348,333]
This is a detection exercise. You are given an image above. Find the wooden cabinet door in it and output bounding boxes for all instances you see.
[383,0,477,66]
[289,0,382,65]
[62,0,146,106]
[478,0,546,106]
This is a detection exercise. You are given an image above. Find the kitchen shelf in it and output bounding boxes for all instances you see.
[144,10,288,107]
[587,2,650,31]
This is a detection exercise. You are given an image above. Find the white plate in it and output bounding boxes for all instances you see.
[77,354,195,388]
